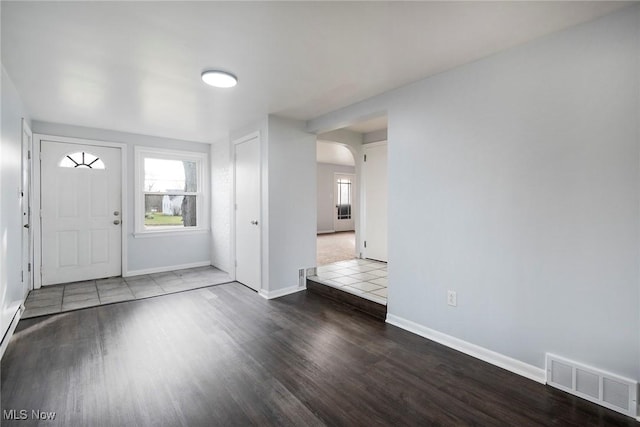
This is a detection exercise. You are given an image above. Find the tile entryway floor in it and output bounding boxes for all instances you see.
[23,266,231,319]
[308,258,387,305]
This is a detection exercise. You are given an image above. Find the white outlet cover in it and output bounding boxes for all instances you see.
[447,290,457,307]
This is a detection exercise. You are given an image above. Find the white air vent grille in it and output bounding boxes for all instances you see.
[546,354,638,418]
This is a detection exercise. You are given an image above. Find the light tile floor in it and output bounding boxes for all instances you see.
[309,259,388,305]
[23,266,231,319]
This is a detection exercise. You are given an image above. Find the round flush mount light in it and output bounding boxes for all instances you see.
[201,70,238,88]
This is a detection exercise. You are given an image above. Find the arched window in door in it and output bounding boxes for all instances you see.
[59,152,105,169]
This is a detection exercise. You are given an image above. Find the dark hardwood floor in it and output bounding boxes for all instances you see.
[1,282,636,426]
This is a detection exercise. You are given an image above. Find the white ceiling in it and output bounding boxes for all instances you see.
[317,141,355,166]
[1,1,630,144]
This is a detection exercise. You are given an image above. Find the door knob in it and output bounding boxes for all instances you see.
[250,220,259,225]
[113,220,121,225]
[23,224,30,229]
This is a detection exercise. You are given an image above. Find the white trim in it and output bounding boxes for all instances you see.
[134,146,209,236]
[0,306,23,360]
[386,313,546,384]
[229,138,237,282]
[233,131,260,146]
[33,134,128,288]
[32,135,42,289]
[317,230,335,234]
[133,229,209,238]
[125,261,211,277]
[259,284,306,300]
[21,119,33,294]
[231,131,262,290]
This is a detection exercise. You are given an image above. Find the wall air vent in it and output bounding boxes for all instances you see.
[546,353,638,418]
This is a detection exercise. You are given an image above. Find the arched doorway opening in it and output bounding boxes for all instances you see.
[316,140,357,266]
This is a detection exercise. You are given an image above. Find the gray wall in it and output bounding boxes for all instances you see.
[1,66,31,340]
[317,163,355,233]
[31,121,212,274]
[267,116,316,291]
[309,6,640,380]
[210,138,231,273]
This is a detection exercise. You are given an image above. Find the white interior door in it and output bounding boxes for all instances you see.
[363,142,388,262]
[234,135,261,291]
[41,141,122,285]
[21,120,33,294]
[334,173,355,232]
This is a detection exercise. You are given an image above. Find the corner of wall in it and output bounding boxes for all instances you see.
[210,137,231,274]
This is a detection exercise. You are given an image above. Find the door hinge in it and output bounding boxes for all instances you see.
[28,150,31,159]
[364,241,367,248]
[364,154,367,162]
[28,263,31,272]
[21,271,23,282]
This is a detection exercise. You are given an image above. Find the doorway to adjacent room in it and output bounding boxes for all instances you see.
[316,140,357,266]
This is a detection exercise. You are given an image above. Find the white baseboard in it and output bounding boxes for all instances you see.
[259,285,306,300]
[386,314,546,384]
[317,230,335,234]
[125,261,211,277]
[0,306,23,360]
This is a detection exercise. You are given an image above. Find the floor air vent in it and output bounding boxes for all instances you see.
[546,354,638,418]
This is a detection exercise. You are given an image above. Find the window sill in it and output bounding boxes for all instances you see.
[133,228,210,239]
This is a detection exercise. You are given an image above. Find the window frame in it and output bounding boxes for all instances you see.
[134,146,209,237]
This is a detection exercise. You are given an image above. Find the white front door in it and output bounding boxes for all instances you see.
[21,120,33,294]
[334,173,355,232]
[234,134,261,291]
[363,142,388,262]
[41,141,122,285]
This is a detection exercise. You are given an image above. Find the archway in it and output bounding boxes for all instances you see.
[316,140,357,265]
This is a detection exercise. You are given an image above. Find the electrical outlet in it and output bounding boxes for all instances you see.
[447,290,457,307]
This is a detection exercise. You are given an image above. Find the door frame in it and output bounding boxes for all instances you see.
[230,131,263,291]
[33,134,127,288]
[21,119,33,295]
[361,140,387,260]
[333,172,356,233]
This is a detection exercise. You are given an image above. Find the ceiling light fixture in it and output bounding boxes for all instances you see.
[201,70,238,88]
